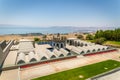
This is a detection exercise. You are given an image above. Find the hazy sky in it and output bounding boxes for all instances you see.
[0,0,120,27]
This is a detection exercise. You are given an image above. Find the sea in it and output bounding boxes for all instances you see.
[0,26,74,35]
[0,25,118,35]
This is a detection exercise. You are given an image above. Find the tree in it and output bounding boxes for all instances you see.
[94,28,120,41]
[86,34,94,40]
[34,37,40,42]
[94,37,106,45]
[95,30,104,39]
[77,35,83,39]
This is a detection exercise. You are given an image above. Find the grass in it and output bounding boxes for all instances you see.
[32,60,120,80]
[104,41,120,48]
[86,40,120,48]
[85,40,95,43]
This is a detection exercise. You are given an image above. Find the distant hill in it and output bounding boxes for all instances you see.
[72,27,119,33]
[50,26,119,33]
[0,25,119,35]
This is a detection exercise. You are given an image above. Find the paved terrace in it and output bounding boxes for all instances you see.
[3,51,17,67]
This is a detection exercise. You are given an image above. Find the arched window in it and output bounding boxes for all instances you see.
[59,54,64,57]
[41,56,47,60]
[93,49,96,52]
[102,48,105,50]
[98,48,100,51]
[80,51,84,54]
[54,43,55,46]
[17,60,25,64]
[74,41,77,46]
[87,50,90,53]
[70,40,73,45]
[61,43,64,48]
[30,58,37,62]
[51,55,56,59]
[78,42,80,46]
[56,43,59,48]
[67,40,69,43]
[85,44,87,46]
[80,43,83,47]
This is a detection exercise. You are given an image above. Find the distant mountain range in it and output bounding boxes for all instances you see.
[0,25,119,35]
[72,27,120,33]
[50,26,120,33]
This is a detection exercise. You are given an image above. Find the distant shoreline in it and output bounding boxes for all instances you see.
[0,26,118,35]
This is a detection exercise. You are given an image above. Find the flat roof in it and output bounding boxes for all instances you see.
[19,39,33,42]
[3,51,17,67]
[18,41,34,53]
[35,44,52,53]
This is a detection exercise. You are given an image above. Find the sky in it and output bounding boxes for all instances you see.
[0,0,120,27]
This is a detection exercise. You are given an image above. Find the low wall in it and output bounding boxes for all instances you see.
[0,40,7,50]
[87,67,120,80]
[2,66,19,71]
[84,49,117,56]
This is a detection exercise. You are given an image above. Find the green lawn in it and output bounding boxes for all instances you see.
[86,40,120,48]
[104,41,120,48]
[32,60,120,80]
[85,40,95,43]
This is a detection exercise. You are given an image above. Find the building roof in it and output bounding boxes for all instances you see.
[28,51,37,62]
[59,48,70,56]
[53,49,66,57]
[36,49,49,60]
[18,41,34,53]
[45,50,58,59]
[17,52,25,64]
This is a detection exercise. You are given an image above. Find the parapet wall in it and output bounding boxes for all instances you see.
[0,40,7,50]
[0,40,14,69]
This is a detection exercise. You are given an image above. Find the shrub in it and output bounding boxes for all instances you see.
[77,35,84,39]
[94,37,106,44]
[86,34,94,40]
[34,37,40,41]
